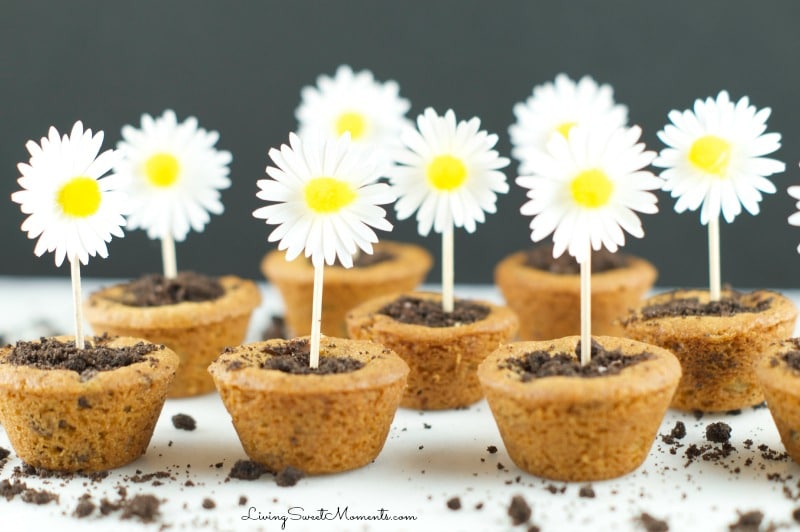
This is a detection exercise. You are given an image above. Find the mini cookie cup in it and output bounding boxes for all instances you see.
[756,339,800,464]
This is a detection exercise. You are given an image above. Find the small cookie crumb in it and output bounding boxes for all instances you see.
[171,413,196,431]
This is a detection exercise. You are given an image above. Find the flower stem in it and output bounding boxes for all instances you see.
[442,227,454,313]
[309,263,324,369]
[580,247,591,366]
[161,234,178,279]
[70,256,85,350]
[708,216,721,301]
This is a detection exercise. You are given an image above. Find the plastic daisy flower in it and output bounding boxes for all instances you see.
[787,184,800,252]
[296,65,411,160]
[516,125,660,263]
[12,121,127,266]
[115,109,232,241]
[253,132,395,268]
[654,90,785,224]
[509,74,628,174]
[389,108,510,236]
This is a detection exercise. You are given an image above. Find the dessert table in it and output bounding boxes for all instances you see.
[1,276,799,531]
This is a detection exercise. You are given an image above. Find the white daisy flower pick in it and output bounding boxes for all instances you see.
[517,125,660,364]
[254,132,395,367]
[654,91,785,301]
[509,74,628,174]
[296,64,411,165]
[389,108,510,312]
[12,121,127,349]
[115,109,232,278]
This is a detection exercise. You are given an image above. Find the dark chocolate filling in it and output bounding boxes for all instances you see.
[502,339,652,381]
[524,244,628,275]
[634,292,772,321]
[116,271,224,307]
[378,295,490,327]
[260,339,364,375]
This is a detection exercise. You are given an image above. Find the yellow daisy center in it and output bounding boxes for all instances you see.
[688,135,731,177]
[335,111,367,139]
[145,153,180,187]
[57,176,101,218]
[555,121,577,139]
[570,168,614,208]
[427,155,467,191]
[304,177,357,213]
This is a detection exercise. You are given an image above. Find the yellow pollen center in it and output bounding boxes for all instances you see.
[555,121,577,138]
[145,153,180,187]
[335,111,367,139]
[427,155,467,191]
[304,177,357,213]
[57,176,101,218]
[570,168,614,208]
[688,135,731,177]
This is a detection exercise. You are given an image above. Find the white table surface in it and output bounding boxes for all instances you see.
[1,277,800,532]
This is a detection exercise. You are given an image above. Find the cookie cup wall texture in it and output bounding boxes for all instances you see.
[84,275,261,397]
[0,336,178,472]
[757,339,800,464]
[346,291,519,410]
[208,336,409,474]
[495,250,656,340]
[621,289,797,412]
[477,335,681,482]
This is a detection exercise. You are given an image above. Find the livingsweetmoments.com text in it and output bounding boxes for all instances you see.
[242,506,418,529]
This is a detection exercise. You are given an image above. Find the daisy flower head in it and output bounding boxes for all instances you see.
[253,132,395,268]
[787,184,800,253]
[114,109,232,242]
[654,90,785,225]
[296,65,411,160]
[517,125,660,263]
[389,108,510,236]
[12,121,127,266]
[509,74,628,174]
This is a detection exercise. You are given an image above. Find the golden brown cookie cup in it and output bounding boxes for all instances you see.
[495,250,656,340]
[262,241,432,338]
[621,289,797,412]
[0,335,178,472]
[208,336,408,474]
[346,291,519,410]
[85,275,261,397]
[478,336,680,481]
[757,339,800,463]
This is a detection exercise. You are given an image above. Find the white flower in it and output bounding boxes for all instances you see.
[654,90,785,224]
[114,109,232,241]
[787,184,800,253]
[516,125,660,263]
[389,108,510,236]
[296,65,411,161]
[253,132,395,268]
[509,74,628,174]
[12,121,127,266]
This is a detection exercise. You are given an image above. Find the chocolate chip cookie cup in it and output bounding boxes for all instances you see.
[261,240,432,338]
[85,273,261,397]
[346,291,519,410]
[208,336,408,474]
[477,336,681,481]
[620,289,797,412]
[495,247,657,340]
[0,335,178,472]
[757,339,800,464]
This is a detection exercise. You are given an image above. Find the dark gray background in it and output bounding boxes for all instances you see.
[2,0,799,287]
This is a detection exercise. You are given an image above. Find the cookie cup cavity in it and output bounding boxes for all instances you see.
[208,336,408,474]
[756,340,800,464]
[262,241,432,338]
[346,291,519,410]
[621,289,797,412]
[0,336,178,472]
[495,251,656,341]
[85,275,261,397]
[478,336,680,481]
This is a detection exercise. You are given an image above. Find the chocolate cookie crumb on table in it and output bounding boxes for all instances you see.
[728,510,763,531]
[706,422,732,443]
[171,413,196,431]
[638,512,669,532]
[508,494,532,525]
[446,496,461,510]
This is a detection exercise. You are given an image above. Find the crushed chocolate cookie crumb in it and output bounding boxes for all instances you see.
[525,244,627,274]
[239,495,248,506]
[261,339,364,375]
[229,460,270,480]
[121,494,160,523]
[487,445,498,454]
[706,422,732,443]
[639,512,669,532]
[728,510,763,531]
[504,339,651,381]
[117,271,224,307]
[202,498,216,509]
[508,495,532,526]
[782,349,800,373]
[379,295,490,327]
[634,293,771,321]
[74,495,95,518]
[579,485,596,498]
[0,478,26,500]
[276,466,305,487]
[0,447,9,461]
[446,496,462,510]
[172,413,197,431]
